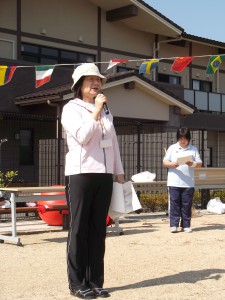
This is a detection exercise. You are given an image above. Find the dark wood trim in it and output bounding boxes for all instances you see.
[17,0,21,60]
[97,7,101,64]
[0,27,17,34]
[0,29,151,61]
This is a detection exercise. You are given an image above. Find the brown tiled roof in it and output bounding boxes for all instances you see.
[15,84,71,100]
[15,71,195,110]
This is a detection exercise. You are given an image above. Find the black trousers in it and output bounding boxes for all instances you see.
[65,173,113,291]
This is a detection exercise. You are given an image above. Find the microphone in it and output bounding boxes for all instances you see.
[97,90,109,115]
[103,102,109,115]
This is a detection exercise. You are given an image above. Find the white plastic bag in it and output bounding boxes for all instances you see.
[131,171,156,182]
[207,197,225,214]
[108,181,142,219]
[0,200,11,208]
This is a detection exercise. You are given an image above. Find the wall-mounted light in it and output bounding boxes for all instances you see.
[163,67,167,71]
[78,36,83,42]
[40,27,46,35]
[124,81,135,90]
[196,73,200,77]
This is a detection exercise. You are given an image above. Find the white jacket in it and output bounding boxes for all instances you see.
[61,98,124,176]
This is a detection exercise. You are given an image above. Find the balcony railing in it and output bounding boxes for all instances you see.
[184,89,225,113]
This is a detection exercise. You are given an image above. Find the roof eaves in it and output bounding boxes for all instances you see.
[182,32,225,48]
[135,0,184,33]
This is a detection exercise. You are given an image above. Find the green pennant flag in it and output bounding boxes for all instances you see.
[206,55,225,74]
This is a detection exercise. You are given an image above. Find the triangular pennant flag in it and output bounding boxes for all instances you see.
[171,56,194,72]
[139,59,159,74]
[206,55,225,74]
[106,59,129,70]
[35,65,54,88]
[0,66,17,86]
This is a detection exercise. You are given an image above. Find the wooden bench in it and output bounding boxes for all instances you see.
[0,204,69,230]
[0,186,123,245]
[133,168,225,209]
[194,168,225,208]
[194,168,225,187]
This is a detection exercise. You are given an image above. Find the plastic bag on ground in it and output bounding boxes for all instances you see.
[0,200,11,208]
[207,197,225,214]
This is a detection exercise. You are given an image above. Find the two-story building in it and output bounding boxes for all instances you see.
[1,0,225,184]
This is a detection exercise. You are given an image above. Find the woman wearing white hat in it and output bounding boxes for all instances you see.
[61,63,125,299]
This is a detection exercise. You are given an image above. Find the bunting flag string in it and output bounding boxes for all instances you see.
[1,53,225,88]
[35,65,54,88]
[206,55,225,74]
[0,66,17,86]
[139,59,159,74]
[106,59,129,70]
[170,56,194,72]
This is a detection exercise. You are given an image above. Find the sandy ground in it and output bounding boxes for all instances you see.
[1,211,225,300]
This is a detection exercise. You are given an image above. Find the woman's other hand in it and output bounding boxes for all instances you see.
[115,174,125,184]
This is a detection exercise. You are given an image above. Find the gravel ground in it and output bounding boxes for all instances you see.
[1,211,225,300]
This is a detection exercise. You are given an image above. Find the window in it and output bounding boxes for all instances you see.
[19,129,33,165]
[192,79,212,92]
[21,43,95,64]
[158,74,181,85]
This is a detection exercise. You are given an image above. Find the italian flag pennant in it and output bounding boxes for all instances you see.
[35,65,54,88]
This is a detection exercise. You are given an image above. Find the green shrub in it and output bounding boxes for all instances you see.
[139,188,225,212]
[140,192,168,212]
[211,190,225,201]
[193,191,201,208]
[0,171,18,188]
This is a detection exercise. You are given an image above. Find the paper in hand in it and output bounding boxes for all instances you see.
[176,153,192,165]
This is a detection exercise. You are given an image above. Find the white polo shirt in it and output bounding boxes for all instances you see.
[163,142,202,188]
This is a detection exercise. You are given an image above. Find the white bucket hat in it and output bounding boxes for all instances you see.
[71,63,107,91]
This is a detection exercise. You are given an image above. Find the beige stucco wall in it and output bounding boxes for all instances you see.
[101,11,154,56]
[0,0,17,29]
[21,0,98,45]
[158,41,225,93]
[105,85,169,120]
[1,0,225,95]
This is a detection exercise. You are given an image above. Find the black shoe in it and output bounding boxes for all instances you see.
[70,288,96,299]
[92,288,110,298]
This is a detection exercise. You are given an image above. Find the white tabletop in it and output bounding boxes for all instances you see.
[0,186,65,193]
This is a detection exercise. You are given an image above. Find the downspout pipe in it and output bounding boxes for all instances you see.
[153,37,183,81]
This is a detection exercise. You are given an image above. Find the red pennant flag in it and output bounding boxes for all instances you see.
[106,59,129,70]
[171,56,194,72]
